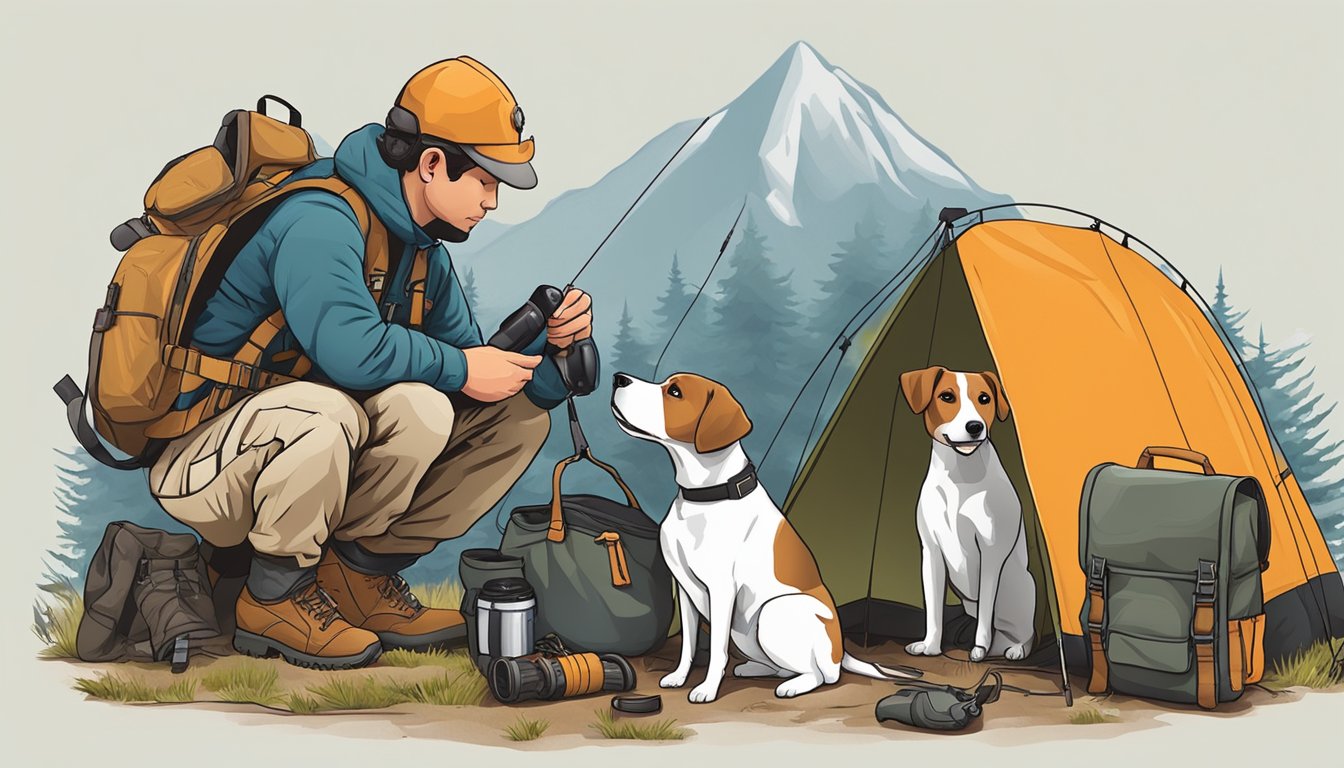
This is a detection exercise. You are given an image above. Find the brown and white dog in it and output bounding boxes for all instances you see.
[611,371,916,703]
[900,366,1035,662]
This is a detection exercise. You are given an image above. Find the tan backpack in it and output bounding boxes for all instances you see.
[55,96,430,468]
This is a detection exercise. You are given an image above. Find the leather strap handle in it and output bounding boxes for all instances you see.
[1136,446,1215,475]
[546,448,642,543]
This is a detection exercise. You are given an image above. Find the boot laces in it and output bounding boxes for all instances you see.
[296,585,341,630]
[376,574,423,613]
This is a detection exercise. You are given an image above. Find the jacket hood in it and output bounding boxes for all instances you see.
[334,124,437,249]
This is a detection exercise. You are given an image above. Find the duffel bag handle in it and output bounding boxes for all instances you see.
[1136,446,1215,475]
[548,448,642,543]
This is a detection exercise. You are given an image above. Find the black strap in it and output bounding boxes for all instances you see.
[566,397,589,455]
[55,285,149,470]
[679,462,759,503]
[54,374,143,470]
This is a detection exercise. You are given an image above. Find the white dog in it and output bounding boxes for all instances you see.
[900,366,1035,662]
[611,371,916,703]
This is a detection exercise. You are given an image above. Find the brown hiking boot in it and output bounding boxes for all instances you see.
[316,549,467,651]
[233,583,382,669]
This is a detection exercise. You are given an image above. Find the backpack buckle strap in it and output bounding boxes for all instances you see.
[1085,556,1109,695]
[1192,559,1218,709]
[170,635,190,674]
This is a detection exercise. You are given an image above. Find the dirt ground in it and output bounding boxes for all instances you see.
[52,636,1339,750]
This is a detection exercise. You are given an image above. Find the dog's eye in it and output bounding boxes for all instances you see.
[667,384,682,399]
[978,393,991,405]
[939,392,955,403]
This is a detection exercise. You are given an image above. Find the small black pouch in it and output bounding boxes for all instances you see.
[875,672,1002,731]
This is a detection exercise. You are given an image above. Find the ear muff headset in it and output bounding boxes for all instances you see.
[375,105,423,171]
[376,105,471,172]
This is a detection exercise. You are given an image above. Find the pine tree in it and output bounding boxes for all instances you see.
[895,200,940,257]
[709,212,806,449]
[652,252,694,335]
[1208,269,1252,355]
[611,300,657,380]
[1244,327,1344,507]
[813,206,893,346]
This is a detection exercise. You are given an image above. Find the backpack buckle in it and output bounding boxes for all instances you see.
[1087,556,1106,590]
[135,557,151,584]
[92,283,121,332]
[1195,560,1216,602]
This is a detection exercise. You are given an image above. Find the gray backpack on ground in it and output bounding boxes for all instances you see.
[1079,447,1270,709]
[77,521,221,671]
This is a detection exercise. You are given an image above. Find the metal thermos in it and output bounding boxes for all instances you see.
[476,577,536,661]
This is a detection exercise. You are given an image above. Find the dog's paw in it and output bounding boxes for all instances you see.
[970,646,988,662]
[659,670,689,688]
[1005,644,1027,661]
[775,675,823,699]
[688,681,720,703]
[905,640,942,656]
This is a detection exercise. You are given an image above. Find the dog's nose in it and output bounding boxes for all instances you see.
[966,421,984,437]
[613,373,632,389]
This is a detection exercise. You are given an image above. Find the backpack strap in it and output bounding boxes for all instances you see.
[152,176,386,435]
[1085,555,1109,695]
[1193,560,1218,709]
[407,248,430,329]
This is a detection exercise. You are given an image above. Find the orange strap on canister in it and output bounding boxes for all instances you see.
[557,653,606,698]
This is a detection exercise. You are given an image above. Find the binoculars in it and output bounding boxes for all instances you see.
[489,650,636,704]
[488,284,598,396]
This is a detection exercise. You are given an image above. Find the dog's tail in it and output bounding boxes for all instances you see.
[840,652,923,681]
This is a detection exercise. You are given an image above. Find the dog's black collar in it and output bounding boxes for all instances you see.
[679,462,759,503]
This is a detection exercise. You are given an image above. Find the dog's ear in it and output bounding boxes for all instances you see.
[694,385,752,454]
[980,370,1011,422]
[900,366,946,414]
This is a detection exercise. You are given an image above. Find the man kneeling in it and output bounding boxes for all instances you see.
[146,58,594,669]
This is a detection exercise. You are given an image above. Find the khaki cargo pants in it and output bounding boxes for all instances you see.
[148,381,551,567]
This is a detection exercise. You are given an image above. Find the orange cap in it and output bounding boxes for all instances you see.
[396,56,536,188]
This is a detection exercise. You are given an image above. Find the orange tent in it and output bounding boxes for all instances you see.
[783,207,1343,669]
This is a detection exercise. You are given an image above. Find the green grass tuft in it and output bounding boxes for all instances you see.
[590,708,689,740]
[380,647,476,675]
[202,660,284,706]
[285,692,325,714]
[504,716,550,741]
[402,672,487,706]
[1262,640,1344,690]
[1068,707,1116,725]
[74,673,197,703]
[33,582,83,659]
[303,675,414,711]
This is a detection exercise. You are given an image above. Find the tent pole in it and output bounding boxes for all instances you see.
[1032,517,1074,706]
[1016,457,1073,705]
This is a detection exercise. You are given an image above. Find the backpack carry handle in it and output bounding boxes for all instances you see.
[1136,446,1215,475]
[546,450,641,543]
[256,95,302,128]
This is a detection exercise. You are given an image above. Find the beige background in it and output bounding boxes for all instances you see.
[3,0,1342,761]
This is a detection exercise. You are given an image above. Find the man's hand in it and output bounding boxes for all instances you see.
[461,347,542,403]
[546,288,593,350]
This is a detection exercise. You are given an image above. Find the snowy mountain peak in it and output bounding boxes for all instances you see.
[778,40,832,78]
[730,42,985,226]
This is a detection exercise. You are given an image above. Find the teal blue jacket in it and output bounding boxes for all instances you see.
[181,124,570,411]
